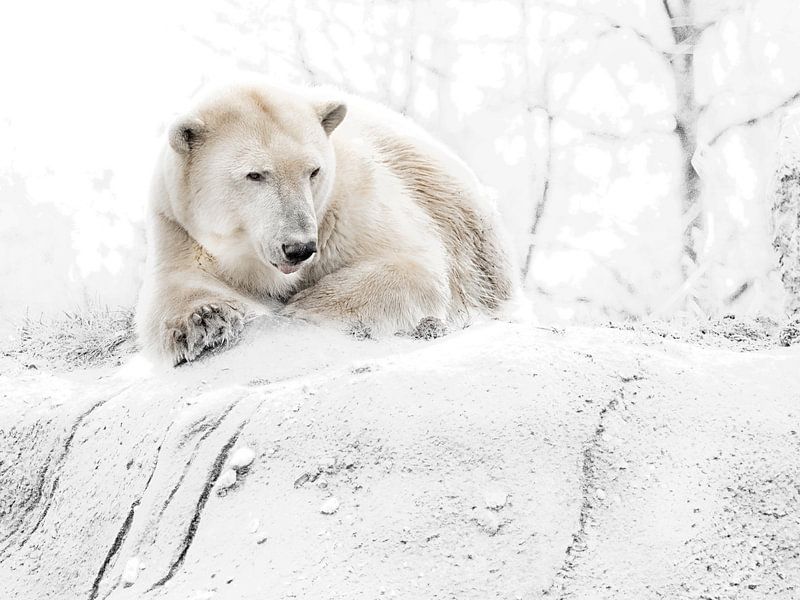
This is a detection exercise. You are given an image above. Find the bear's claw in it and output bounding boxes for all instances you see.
[163,301,245,365]
[412,316,448,340]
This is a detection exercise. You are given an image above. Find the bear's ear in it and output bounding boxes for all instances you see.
[317,102,347,135]
[168,116,207,154]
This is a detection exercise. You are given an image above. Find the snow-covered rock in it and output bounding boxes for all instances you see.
[482,487,508,510]
[217,469,237,490]
[319,496,340,515]
[229,447,255,470]
[120,557,140,587]
[0,319,798,599]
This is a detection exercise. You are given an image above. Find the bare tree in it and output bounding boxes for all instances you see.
[521,2,552,281]
[660,0,706,314]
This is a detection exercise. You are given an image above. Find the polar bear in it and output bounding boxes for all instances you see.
[135,80,519,364]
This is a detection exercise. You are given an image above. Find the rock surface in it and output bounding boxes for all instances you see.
[0,318,798,599]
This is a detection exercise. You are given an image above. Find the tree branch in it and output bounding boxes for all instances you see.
[707,90,800,146]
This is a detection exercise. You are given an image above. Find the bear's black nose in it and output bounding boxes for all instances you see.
[282,241,317,264]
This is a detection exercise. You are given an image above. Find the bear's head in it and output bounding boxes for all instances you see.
[166,84,347,275]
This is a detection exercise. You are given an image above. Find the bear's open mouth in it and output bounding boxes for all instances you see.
[272,262,303,275]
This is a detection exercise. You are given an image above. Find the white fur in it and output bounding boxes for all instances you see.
[136,79,519,364]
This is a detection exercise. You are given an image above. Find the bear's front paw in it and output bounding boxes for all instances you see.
[162,301,245,365]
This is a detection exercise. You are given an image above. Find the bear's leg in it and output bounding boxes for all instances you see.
[283,258,449,332]
[138,279,247,365]
[136,214,250,365]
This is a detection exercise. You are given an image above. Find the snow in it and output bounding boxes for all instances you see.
[121,557,140,587]
[217,469,237,490]
[319,496,341,515]
[228,447,255,471]
[473,509,503,537]
[1,318,799,598]
[247,518,260,534]
[482,487,509,510]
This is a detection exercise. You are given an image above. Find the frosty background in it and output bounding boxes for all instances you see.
[2,0,800,332]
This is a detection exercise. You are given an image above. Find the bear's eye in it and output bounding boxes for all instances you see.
[309,167,321,180]
[246,172,265,182]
